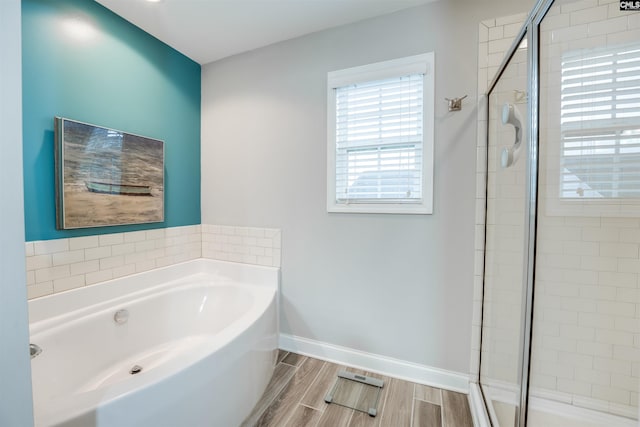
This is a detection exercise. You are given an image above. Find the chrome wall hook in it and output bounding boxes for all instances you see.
[445,95,467,112]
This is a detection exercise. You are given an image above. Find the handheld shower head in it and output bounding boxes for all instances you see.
[500,103,523,168]
[501,102,523,128]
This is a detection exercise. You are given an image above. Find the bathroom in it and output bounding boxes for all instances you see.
[1,0,639,426]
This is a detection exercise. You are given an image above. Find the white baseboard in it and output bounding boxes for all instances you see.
[279,333,469,393]
[468,383,492,427]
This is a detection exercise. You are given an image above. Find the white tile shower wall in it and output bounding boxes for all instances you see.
[531,1,640,418]
[201,224,281,268]
[25,225,202,299]
[472,12,527,385]
[474,1,640,419]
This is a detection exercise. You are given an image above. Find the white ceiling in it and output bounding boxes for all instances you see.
[95,0,440,65]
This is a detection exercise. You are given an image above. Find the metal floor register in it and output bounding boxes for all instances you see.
[324,371,385,417]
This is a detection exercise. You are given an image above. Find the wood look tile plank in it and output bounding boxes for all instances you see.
[415,384,443,405]
[255,357,325,427]
[282,352,307,366]
[301,362,343,410]
[240,363,296,427]
[348,410,379,427]
[277,349,289,364]
[441,390,473,427]
[316,402,354,427]
[281,404,322,427]
[413,400,442,427]
[377,378,414,427]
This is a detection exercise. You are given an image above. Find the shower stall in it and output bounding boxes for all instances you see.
[479,0,640,426]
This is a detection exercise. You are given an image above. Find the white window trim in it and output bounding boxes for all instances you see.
[326,53,435,214]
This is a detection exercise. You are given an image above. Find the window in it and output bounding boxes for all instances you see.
[327,53,434,214]
[560,43,640,200]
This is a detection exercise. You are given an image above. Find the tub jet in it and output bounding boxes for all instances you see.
[130,365,143,375]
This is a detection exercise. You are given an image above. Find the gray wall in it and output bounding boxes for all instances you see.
[201,0,533,374]
[0,0,34,425]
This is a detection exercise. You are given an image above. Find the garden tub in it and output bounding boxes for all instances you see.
[29,259,279,427]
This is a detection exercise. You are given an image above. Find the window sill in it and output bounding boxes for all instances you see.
[327,202,432,215]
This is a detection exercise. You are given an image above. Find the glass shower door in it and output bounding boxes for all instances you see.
[529,0,640,424]
[480,33,530,427]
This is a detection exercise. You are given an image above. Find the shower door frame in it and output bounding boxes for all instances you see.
[479,0,555,426]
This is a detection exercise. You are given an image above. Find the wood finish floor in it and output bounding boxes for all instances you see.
[241,350,474,427]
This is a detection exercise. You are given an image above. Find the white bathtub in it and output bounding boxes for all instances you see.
[28,259,279,427]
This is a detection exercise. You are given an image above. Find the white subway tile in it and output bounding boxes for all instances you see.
[577,340,613,358]
[596,329,633,346]
[52,250,85,266]
[614,317,638,333]
[34,239,69,255]
[495,13,527,26]
[26,255,52,271]
[124,230,147,243]
[582,227,620,242]
[570,5,608,25]
[551,24,589,43]
[241,254,258,265]
[53,275,85,293]
[125,252,147,264]
[598,271,637,288]
[100,255,124,270]
[145,229,165,240]
[112,264,136,279]
[85,246,111,261]
[135,260,156,273]
[26,271,35,285]
[85,269,113,285]
[558,351,593,368]
[27,282,53,299]
[580,256,617,272]
[35,265,70,283]
[592,384,630,405]
[25,242,34,257]
[557,378,592,396]
[614,345,640,362]
[99,233,124,246]
[600,242,638,258]
[544,335,578,352]
[561,0,598,13]
[488,25,504,41]
[145,249,165,260]
[479,23,489,43]
[594,357,632,375]
[541,12,572,30]
[612,374,638,393]
[588,15,628,36]
[70,260,99,276]
[69,235,99,250]
[598,300,635,317]
[617,288,640,304]
[111,243,136,256]
[135,240,155,253]
[617,259,640,274]
[560,324,596,340]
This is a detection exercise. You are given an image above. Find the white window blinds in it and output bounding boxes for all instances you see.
[560,43,640,199]
[334,74,424,202]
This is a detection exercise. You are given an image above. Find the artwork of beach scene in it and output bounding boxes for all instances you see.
[55,118,164,229]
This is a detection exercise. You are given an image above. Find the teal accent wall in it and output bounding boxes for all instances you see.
[22,0,201,241]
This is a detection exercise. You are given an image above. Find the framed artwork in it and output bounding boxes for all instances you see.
[54,117,164,229]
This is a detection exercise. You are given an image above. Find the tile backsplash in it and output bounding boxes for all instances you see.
[25,224,281,300]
